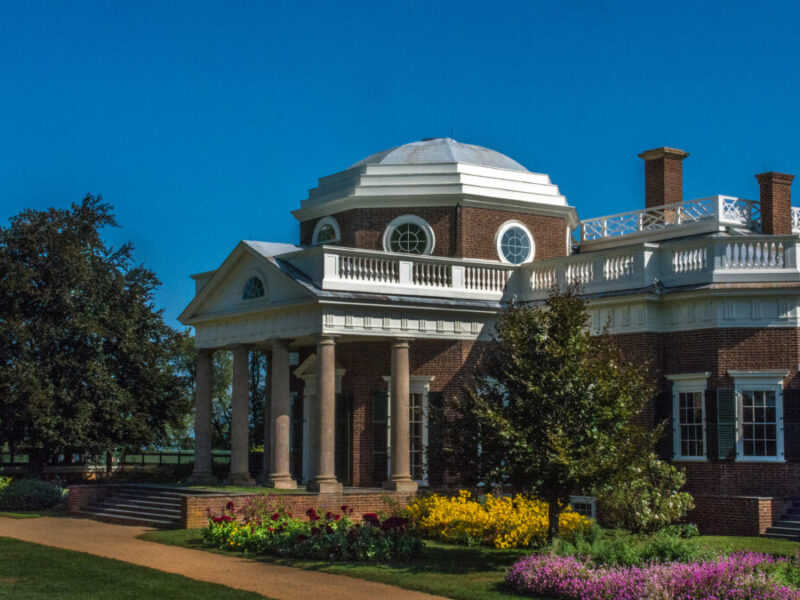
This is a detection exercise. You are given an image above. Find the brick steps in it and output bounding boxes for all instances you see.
[80,485,184,528]
[764,500,800,540]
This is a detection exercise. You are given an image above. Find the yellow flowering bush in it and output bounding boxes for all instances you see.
[405,490,592,549]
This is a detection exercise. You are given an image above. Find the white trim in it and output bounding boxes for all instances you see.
[569,495,597,520]
[728,370,787,462]
[312,216,341,245]
[495,220,535,264]
[382,215,435,255]
[382,375,435,485]
[668,373,709,460]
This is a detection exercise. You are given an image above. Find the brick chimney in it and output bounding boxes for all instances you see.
[638,147,690,208]
[756,172,794,235]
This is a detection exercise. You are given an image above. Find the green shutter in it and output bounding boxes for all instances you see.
[371,391,388,483]
[717,388,737,460]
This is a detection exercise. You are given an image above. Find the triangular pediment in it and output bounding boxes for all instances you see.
[178,241,316,325]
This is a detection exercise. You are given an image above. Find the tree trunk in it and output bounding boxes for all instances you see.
[28,449,46,477]
[105,450,113,475]
[547,499,561,542]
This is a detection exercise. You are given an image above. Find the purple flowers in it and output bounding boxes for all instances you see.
[506,552,800,600]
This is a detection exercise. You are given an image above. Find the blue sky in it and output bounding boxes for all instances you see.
[2,1,800,327]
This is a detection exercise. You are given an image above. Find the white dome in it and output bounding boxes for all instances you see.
[350,138,529,172]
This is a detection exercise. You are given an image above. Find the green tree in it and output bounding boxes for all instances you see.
[0,195,191,472]
[435,285,654,541]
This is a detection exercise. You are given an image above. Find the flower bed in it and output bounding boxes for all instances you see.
[202,499,423,562]
[405,490,592,549]
[506,552,800,599]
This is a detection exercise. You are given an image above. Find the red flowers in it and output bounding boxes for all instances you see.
[325,525,334,535]
[310,527,321,536]
[363,513,380,526]
[380,516,409,532]
[270,513,280,521]
[226,501,235,511]
[306,508,321,522]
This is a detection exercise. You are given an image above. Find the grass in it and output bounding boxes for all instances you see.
[0,512,43,519]
[141,528,800,600]
[0,537,271,599]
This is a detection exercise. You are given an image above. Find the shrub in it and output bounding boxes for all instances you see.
[506,552,800,600]
[595,452,694,533]
[202,501,423,562]
[405,490,592,549]
[0,478,64,511]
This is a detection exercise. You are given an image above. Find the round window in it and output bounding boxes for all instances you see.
[389,222,429,254]
[496,222,534,264]
[316,224,336,243]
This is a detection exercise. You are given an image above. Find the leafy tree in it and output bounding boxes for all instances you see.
[249,350,269,449]
[435,285,654,541]
[0,195,192,472]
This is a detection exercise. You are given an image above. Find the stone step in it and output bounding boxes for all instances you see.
[109,493,182,507]
[765,526,800,537]
[116,488,185,500]
[85,504,178,520]
[90,501,181,518]
[764,531,800,540]
[79,509,178,528]
[773,520,800,528]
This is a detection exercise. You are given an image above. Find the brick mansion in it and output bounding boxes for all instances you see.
[179,137,800,536]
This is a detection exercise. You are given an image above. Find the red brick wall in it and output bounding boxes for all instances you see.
[66,484,113,514]
[300,207,569,261]
[183,490,415,529]
[757,172,793,235]
[688,495,790,536]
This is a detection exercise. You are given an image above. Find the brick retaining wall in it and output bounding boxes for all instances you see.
[182,490,416,529]
[688,495,792,536]
[66,484,114,513]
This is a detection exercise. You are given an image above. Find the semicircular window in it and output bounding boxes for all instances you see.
[242,277,265,300]
[500,226,532,264]
[316,223,337,243]
[389,222,429,254]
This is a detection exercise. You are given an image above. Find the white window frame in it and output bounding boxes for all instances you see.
[729,370,788,463]
[569,495,597,520]
[312,216,341,245]
[495,220,535,264]
[382,375,434,485]
[382,215,435,255]
[667,372,710,461]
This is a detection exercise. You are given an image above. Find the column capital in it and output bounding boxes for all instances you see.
[271,338,291,350]
[317,335,337,346]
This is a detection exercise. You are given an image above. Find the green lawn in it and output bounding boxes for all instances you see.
[141,528,800,600]
[0,537,270,599]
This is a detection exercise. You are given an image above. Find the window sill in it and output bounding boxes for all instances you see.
[735,457,786,463]
[672,457,708,462]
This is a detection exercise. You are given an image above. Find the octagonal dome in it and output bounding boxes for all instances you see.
[349,137,529,172]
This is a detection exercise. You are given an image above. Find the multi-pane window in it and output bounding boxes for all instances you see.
[316,224,336,243]
[678,391,704,457]
[389,223,428,254]
[741,390,778,458]
[242,277,265,300]
[500,226,532,264]
[409,393,425,481]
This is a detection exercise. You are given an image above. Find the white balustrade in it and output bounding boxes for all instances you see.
[338,255,399,282]
[792,207,800,233]
[413,262,452,287]
[531,267,557,290]
[465,265,510,291]
[672,247,707,273]
[723,241,784,269]
[604,255,635,280]
[567,260,594,284]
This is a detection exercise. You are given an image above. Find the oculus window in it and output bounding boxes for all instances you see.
[496,221,534,264]
[383,215,434,255]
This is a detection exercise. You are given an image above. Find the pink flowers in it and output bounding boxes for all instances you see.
[506,552,800,600]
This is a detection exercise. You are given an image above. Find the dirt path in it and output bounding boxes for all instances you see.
[0,516,445,600]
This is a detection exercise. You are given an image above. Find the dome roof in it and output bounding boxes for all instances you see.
[349,138,529,172]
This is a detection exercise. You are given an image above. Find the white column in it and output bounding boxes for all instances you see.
[266,339,296,488]
[385,338,418,493]
[308,335,342,493]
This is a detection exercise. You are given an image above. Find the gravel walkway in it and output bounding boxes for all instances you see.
[0,516,444,600]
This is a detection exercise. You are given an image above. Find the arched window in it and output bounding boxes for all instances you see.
[382,215,434,255]
[242,277,265,300]
[496,221,535,264]
[312,216,341,245]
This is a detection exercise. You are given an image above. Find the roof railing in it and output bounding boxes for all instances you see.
[578,196,761,243]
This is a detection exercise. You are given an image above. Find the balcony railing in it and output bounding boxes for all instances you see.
[523,234,800,301]
[305,246,517,300]
[578,196,761,244]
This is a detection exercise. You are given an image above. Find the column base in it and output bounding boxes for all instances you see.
[226,472,256,486]
[307,477,343,494]
[189,472,218,486]
[263,473,297,489]
[383,478,418,493]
